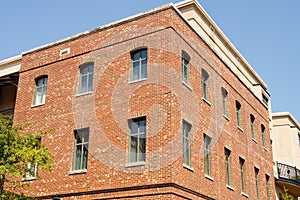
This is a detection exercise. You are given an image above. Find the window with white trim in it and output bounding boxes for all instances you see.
[128,117,146,163]
[78,63,94,94]
[72,128,89,171]
[182,51,190,85]
[183,120,192,167]
[130,49,147,82]
[240,157,246,193]
[33,76,48,105]
[221,87,228,117]
[202,69,209,101]
[224,148,231,186]
[204,134,212,176]
[250,114,255,139]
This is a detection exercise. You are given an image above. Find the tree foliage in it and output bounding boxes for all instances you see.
[281,186,294,200]
[0,114,53,198]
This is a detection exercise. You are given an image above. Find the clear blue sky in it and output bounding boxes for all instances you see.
[1,0,299,122]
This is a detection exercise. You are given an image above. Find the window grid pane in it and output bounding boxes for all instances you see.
[182,58,189,84]
[34,77,47,105]
[225,148,231,186]
[266,175,271,200]
[131,49,147,81]
[183,121,192,167]
[236,101,241,127]
[240,158,246,193]
[222,88,227,116]
[72,128,89,170]
[79,63,94,94]
[251,115,255,139]
[261,125,266,147]
[255,167,260,200]
[204,134,212,176]
[128,117,146,163]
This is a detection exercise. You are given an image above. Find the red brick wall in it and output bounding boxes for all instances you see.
[12,5,275,200]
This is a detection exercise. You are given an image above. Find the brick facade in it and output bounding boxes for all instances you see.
[12,3,275,200]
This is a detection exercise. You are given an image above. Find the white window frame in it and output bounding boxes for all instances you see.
[33,76,48,106]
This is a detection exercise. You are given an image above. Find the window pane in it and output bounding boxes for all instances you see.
[141,60,147,79]
[133,62,139,80]
[75,145,82,170]
[141,49,147,59]
[88,73,93,92]
[139,119,146,133]
[130,135,138,163]
[139,135,146,161]
[81,75,87,93]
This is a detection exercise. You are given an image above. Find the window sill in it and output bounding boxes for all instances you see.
[183,164,194,172]
[22,177,36,182]
[226,185,234,191]
[202,98,211,106]
[237,126,244,132]
[31,103,45,108]
[205,174,214,181]
[223,114,230,121]
[75,91,92,97]
[263,146,268,152]
[251,138,258,143]
[128,78,147,84]
[125,161,145,168]
[69,169,87,175]
[181,81,192,91]
[241,192,249,198]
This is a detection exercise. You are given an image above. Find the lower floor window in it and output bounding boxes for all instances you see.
[72,128,89,171]
[128,117,146,163]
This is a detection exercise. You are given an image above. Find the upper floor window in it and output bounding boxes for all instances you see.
[221,87,228,117]
[33,76,48,106]
[128,117,146,163]
[298,133,300,148]
[182,120,192,167]
[204,134,212,176]
[236,101,242,128]
[250,114,255,139]
[130,49,147,82]
[201,69,209,101]
[79,63,94,94]
[182,51,190,85]
[261,125,266,148]
[72,128,89,171]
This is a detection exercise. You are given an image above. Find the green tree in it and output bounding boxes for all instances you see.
[281,186,294,200]
[0,114,53,198]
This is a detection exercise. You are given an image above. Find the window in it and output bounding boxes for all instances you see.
[72,128,89,171]
[236,101,242,128]
[130,49,147,82]
[250,114,255,139]
[204,134,212,176]
[298,134,300,148]
[79,62,94,94]
[262,93,269,105]
[183,120,192,167]
[255,167,260,200]
[128,117,146,163]
[33,76,48,105]
[201,69,209,100]
[25,162,38,180]
[221,88,228,117]
[266,174,271,200]
[239,157,246,193]
[182,51,190,85]
[261,125,266,148]
[224,148,231,186]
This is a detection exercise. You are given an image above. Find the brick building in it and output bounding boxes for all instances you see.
[9,0,275,199]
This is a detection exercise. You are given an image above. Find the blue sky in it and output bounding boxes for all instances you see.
[1,0,299,122]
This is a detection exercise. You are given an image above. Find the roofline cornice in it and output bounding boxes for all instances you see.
[174,0,267,90]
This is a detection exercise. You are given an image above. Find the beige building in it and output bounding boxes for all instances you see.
[0,55,21,116]
[272,112,300,199]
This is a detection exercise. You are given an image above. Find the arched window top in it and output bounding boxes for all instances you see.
[261,124,265,131]
[79,62,94,73]
[250,114,255,122]
[201,68,209,79]
[221,87,227,96]
[236,100,241,108]
[35,75,48,82]
[182,50,190,62]
[131,47,147,54]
